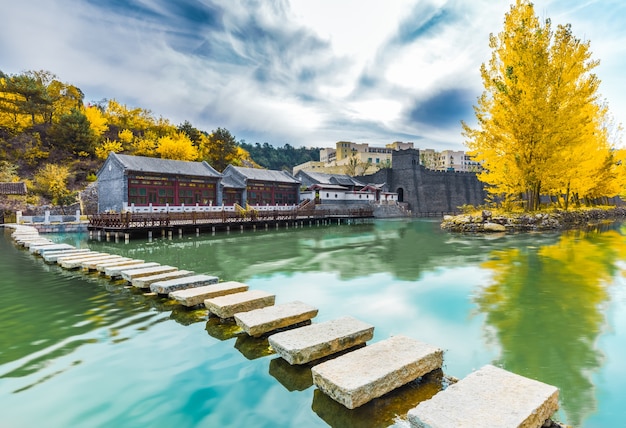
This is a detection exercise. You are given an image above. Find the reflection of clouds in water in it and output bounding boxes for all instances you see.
[587,285,626,426]
[249,266,499,378]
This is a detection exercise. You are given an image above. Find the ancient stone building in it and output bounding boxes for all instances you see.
[363,149,486,214]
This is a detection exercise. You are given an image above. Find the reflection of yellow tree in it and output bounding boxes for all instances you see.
[476,229,626,426]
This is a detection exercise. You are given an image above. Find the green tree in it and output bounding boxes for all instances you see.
[201,127,238,171]
[50,108,97,155]
[462,0,618,210]
[178,120,203,145]
[0,71,53,126]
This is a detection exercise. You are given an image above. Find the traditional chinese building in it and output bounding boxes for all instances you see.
[294,171,365,191]
[221,166,300,206]
[96,153,222,212]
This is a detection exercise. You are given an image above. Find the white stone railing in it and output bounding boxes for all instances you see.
[122,203,299,213]
[18,210,82,224]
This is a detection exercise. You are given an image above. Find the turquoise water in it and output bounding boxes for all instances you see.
[1,220,625,427]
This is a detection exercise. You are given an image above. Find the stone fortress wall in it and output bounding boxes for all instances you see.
[363,149,486,214]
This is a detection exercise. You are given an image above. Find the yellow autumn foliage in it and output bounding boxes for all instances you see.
[155,132,198,161]
[84,105,109,137]
[95,139,124,160]
[463,0,624,210]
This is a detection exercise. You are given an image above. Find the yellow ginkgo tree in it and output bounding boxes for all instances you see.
[155,131,198,161]
[463,0,622,210]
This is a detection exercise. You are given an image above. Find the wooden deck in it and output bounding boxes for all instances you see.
[88,206,375,238]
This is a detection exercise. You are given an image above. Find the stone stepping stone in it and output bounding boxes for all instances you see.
[120,265,178,282]
[311,335,443,409]
[20,239,54,248]
[55,251,104,263]
[29,243,75,254]
[169,281,248,306]
[132,270,196,289]
[268,316,374,365]
[407,364,559,428]
[105,262,160,278]
[235,301,319,337]
[59,253,112,269]
[96,259,146,273]
[12,230,38,238]
[13,235,41,242]
[82,256,131,270]
[204,290,276,319]
[42,249,91,263]
[150,274,219,295]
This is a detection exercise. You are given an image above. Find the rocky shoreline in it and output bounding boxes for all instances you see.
[441,207,626,233]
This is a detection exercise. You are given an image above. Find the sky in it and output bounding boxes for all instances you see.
[2,0,626,151]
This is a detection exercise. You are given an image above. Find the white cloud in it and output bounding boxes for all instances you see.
[1,0,625,151]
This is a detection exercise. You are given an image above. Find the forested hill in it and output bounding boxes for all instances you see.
[0,69,323,212]
[239,142,320,171]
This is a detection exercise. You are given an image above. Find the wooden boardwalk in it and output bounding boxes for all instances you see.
[88,206,375,238]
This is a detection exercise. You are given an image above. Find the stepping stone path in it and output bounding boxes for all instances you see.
[4,224,562,427]
[80,256,128,270]
[204,289,275,318]
[96,259,146,273]
[235,301,318,337]
[170,281,248,306]
[83,257,132,270]
[120,265,178,282]
[132,270,196,289]
[268,316,374,365]
[30,243,75,254]
[54,251,101,262]
[407,364,560,428]
[150,274,219,294]
[105,262,160,278]
[311,335,443,409]
[60,253,112,269]
[42,249,91,263]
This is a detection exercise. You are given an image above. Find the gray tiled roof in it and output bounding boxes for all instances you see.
[298,171,335,184]
[221,174,245,189]
[228,166,300,184]
[299,171,365,187]
[113,153,221,177]
[0,182,27,195]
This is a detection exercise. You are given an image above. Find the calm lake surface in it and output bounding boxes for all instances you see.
[1,219,624,427]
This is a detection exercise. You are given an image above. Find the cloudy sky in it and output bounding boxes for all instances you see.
[2,0,625,150]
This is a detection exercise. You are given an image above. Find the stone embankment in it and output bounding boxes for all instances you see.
[441,207,626,233]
